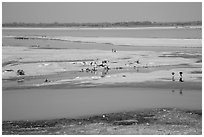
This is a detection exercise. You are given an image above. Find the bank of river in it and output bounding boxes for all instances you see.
[3,107,202,135]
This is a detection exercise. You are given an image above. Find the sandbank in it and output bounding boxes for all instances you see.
[2,46,201,83]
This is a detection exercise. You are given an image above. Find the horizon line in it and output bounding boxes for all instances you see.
[2,20,202,24]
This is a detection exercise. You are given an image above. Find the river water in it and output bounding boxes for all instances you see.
[3,27,201,38]
[2,87,201,121]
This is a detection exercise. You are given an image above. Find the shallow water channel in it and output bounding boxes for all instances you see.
[2,87,201,121]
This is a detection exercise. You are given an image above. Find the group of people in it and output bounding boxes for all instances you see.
[111,49,117,53]
[17,69,25,76]
[81,60,110,77]
[16,69,25,83]
[172,71,184,82]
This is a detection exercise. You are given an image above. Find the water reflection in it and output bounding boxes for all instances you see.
[179,89,183,95]
[171,89,183,95]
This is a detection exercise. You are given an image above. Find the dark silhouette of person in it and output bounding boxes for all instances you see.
[179,72,184,82]
[172,72,175,81]
[45,79,50,82]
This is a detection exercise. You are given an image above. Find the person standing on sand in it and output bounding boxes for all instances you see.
[171,72,175,81]
[44,78,50,82]
[179,72,184,82]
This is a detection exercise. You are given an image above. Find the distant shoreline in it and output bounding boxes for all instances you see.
[2,26,202,30]
[2,21,201,28]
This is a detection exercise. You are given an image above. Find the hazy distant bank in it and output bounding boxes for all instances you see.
[2,21,202,28]
[2,26,202,30]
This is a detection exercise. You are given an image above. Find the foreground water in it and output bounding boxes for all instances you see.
[3,87,201,121]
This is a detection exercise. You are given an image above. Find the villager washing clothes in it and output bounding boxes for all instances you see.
[79,59,110,78]
[17,69,25,76]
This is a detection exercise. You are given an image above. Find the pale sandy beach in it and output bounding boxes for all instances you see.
[2,39,201,84]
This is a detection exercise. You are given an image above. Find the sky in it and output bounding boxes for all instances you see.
[2,2,202,23]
